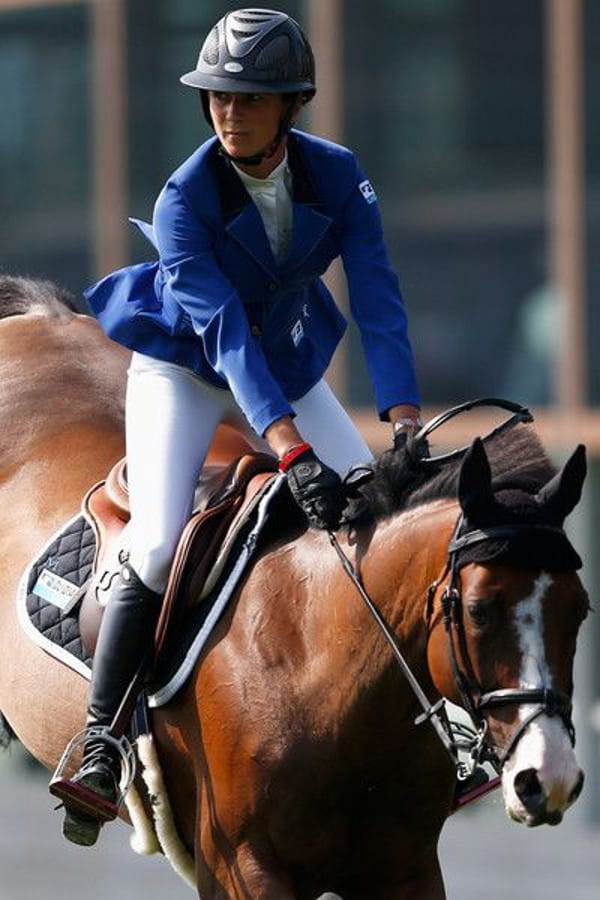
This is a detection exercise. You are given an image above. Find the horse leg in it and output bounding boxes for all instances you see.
[339,858,446,900]
[196,839,297,900]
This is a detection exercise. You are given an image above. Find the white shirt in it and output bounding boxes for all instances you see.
[232,153,293,264]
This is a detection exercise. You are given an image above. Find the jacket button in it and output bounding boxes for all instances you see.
[251,325,262,337]
[268,281,278,292]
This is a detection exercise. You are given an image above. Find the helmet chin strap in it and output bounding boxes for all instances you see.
[218,135,281,167]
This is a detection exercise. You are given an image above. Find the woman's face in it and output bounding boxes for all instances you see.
[208,91,290,174]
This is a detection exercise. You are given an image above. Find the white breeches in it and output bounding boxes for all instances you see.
[124,353,373,592]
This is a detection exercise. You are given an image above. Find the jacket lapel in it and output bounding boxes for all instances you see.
[212,148,279,277]
[212,134,334,279]
[284,204,333,272]
[284,132,333,271]
[225,205,279,276]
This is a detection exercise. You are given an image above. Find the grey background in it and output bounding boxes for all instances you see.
[1,748,597,900]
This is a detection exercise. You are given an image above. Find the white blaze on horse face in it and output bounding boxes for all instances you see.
[502,572,581,824]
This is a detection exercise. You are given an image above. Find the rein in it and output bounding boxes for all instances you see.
[329,398,576,782]
[330,530,495,782]
[328,533,462,771]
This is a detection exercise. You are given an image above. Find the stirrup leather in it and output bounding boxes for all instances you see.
[49,726,136,822]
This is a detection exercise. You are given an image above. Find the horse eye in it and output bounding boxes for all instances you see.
[468,603,489,628]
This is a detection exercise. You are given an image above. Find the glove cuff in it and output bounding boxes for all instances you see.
[278,442,313,472]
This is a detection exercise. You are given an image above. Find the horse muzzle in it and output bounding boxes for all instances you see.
[500,712,584,827]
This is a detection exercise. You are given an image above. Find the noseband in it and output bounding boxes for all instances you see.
[432,518,576,768]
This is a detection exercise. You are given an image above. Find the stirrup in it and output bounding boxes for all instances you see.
[49,726,136,821]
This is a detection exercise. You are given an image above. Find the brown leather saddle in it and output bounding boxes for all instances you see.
[79,423,279,664]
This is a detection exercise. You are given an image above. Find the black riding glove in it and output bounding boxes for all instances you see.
[281,446,346,531]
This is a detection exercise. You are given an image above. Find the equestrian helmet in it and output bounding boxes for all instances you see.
[180,8,316,100]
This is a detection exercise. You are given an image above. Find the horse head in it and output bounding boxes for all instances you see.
[427,437,589,827]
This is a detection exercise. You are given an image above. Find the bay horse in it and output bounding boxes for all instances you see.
[0,275,590,899]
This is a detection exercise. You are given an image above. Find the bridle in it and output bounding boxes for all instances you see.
[331,513,576,784]
[330,397,577,783]
[427,517,576,770]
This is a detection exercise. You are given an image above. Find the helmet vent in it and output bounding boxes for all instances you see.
[235,14,273,25]
[255,35,290,74]
[226,10,287,59]
[201,29,220,66]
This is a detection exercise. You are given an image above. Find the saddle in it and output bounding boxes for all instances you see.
[79,423,279,663]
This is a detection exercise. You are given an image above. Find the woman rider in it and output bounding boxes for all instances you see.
[51,8,422,846]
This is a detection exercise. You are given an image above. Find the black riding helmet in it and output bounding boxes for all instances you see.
[180,8,316,166]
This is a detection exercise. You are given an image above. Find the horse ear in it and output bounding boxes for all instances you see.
[457,438,496,522]
[536,444,587,524]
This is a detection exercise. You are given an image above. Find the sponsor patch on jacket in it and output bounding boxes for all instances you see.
[291,319,304,346]
[359,179,377,204]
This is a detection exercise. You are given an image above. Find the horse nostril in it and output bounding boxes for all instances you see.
[547,809,563,826]
[514,768,544,807]
[569,770,585,805]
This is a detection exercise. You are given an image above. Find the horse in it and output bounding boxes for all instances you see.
[0,275,590,899]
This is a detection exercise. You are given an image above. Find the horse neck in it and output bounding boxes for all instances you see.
[0,314,127,468]
[0,314,128,532]
[336,499,459,698]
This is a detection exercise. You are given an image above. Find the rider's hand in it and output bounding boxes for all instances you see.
[280,444,346,531]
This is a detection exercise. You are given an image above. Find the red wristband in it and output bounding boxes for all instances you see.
[278,442,312,472]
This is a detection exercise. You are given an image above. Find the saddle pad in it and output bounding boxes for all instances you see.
[17,514,95,680]
[16,475,285,704]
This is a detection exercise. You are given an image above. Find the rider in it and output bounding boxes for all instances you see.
[51,8,422,845]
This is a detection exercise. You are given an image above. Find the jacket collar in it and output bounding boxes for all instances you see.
[211,134,333,276]
[212,132,324,220]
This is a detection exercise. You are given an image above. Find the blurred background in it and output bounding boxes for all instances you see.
[1,0,599,896]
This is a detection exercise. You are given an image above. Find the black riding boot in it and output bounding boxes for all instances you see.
[54,562,161,846]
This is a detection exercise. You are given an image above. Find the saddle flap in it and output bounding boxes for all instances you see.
[154,467,278,662]
[80,442,278,662]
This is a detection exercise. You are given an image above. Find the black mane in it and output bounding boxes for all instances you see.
[361,424,555,521]
[0,274,79,320]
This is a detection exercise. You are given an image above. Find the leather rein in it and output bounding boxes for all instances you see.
[330,398,576,782]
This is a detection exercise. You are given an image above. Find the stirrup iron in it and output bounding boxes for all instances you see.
[49,726,136,819]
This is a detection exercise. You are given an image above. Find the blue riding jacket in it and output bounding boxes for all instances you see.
[85,129,420,436]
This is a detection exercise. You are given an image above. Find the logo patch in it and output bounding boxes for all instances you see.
[359,179,377,204]
[224,62,244,73]
[291,319,304,347]
[33,568,81,610]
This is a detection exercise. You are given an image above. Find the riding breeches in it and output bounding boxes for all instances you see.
[124,352,373,593]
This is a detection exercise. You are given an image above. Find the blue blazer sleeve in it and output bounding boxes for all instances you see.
[152,180,294,436]
[336,157,421,417]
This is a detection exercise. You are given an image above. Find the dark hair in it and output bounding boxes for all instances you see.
[0,274,79,320]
